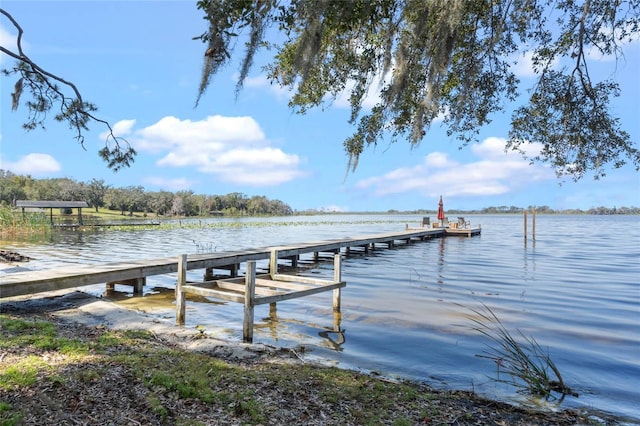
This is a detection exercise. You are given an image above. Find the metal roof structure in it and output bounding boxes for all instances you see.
[16,200,89,208]
[15,200,89,226]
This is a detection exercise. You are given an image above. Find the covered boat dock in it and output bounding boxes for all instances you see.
[15,200,89,226]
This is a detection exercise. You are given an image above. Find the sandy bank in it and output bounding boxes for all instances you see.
[0,289,306,364]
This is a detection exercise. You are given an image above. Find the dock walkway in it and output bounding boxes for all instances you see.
[1,226,480,341]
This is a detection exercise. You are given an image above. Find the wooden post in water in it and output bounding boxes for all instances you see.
[203,267,214,280]
[269,249,278,279]
[333,253,342,312]
[243,260,257,343]
[523,210,528,240]
[230,263,239,277]
[176,254,187,325]
[532,207,536,241]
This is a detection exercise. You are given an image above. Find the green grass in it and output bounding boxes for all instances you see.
[0,358,41,388]
[0,401,21,426]
[0,314,442,425]
[0,316,87,355]
[1,313,603,425]
[0,315,460,425]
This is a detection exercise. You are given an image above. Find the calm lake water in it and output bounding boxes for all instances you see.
[2,214,639,422]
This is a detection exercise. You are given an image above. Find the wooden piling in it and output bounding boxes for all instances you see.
[532,207,536,241]
[270,249,278,279]
[105,277,145,294]
[333,253,342,312]
[204,267,214,280]
[524,210,528,240]
[243,260,257,342]
[176,254,187,325]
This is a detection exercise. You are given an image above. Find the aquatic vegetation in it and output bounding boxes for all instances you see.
[163,218,406,230]
[0,206,50,237]
[467,304,577,400]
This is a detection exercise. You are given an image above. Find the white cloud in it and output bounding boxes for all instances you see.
[353,137,553,199]
[1,153,61,175]
[471,136,543,159]
[424,152,451,168]
[511,50,560,78]
[111,119,137,137]
[244,68,446,126]
[0,26,16,45]
[121,115,307,187]
[136,115,265,152]
[0,25,22,66]
[242,67,385,110]
[0,29,17,49]
[333,77,384,110]
[242,74,293,100]
[99,119,137,140]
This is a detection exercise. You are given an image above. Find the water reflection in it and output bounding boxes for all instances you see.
[318,328,346,350]
[256,310,346,351]
[437,236,445,289]
[257,302,346,351]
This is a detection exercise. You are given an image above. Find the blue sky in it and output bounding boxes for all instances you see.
[1,1,639,212]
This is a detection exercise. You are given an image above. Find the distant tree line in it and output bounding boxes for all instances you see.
[386,205,640,215]
[476,205,640,215]
[0,170,293,217]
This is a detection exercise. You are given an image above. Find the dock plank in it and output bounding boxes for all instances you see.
[255,281,346,306]
[180,285,245,303]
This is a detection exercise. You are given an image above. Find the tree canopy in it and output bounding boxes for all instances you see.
[195,0,640,180]
[2,1,639,179]
[0,170,294,217]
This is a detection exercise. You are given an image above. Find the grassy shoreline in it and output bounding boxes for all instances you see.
[0,294,626,426]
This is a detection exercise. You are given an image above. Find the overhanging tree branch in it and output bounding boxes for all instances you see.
[194,0,640,181]
[0,8,136,172]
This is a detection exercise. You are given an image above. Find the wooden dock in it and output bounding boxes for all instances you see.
[0,225,480,341]
[176,252,346,342]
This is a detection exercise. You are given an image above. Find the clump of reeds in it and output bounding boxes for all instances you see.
[467,303,578,399]
[0,206,49,237]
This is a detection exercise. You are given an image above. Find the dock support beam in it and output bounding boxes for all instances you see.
[106,277,145,295]
[176,254,187,325]
[243,261,256,343]
[204,264,239,280]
